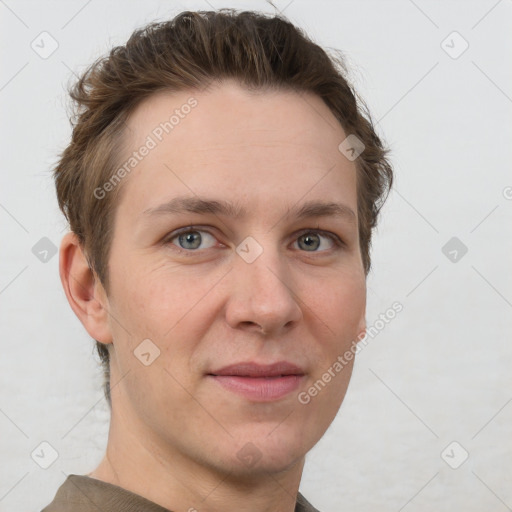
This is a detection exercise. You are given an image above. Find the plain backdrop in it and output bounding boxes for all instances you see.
[1,1,511,511]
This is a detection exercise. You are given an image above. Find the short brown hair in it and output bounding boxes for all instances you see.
[54,8,393,409]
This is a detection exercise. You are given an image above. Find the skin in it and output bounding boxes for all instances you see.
[60,79,367,512]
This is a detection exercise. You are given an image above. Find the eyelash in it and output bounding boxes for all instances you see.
[162,226,345,256]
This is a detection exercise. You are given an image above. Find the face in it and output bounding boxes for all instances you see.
[102,80,366,477]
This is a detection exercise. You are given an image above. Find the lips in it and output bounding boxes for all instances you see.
[207,361,306,401]
[208,361,305,378]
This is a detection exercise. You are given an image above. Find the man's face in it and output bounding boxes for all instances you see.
[103,80,366,476]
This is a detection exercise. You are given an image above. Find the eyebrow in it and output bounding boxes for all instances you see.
[142,196,356,224]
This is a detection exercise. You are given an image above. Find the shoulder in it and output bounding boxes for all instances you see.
[296,491,322,512]
[40,474,170,512]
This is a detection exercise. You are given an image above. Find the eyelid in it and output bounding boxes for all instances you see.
[293,228,345,250]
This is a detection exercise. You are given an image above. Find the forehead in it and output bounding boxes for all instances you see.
[117,80,357,219]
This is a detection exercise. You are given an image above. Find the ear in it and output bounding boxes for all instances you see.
[59,232,113,344]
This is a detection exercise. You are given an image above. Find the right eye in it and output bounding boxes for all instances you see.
[166,228,218,252]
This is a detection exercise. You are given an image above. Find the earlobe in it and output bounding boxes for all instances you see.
[59,232,113,344]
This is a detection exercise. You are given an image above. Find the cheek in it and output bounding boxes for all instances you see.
[309,272,366,339]
[104,262,170,367]
[106,268,206,402]
[107,262,219,367]
[110,260,192,331]
[301,278,364,423]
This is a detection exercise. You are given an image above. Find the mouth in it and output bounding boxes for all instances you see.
[207,361,306,402]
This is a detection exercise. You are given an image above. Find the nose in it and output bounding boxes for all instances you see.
[224,243,303,336]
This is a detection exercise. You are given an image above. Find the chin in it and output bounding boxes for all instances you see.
[218,427,309,475]
[225,451,305,480]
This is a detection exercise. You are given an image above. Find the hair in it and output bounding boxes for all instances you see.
[53,8,393,409]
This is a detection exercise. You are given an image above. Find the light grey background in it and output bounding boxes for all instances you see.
[1,1,511,511]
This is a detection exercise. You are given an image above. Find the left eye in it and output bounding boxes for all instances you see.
[293,231,336,252]
[166,228,339,253]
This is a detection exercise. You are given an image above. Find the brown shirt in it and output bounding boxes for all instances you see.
[41,475,321,512]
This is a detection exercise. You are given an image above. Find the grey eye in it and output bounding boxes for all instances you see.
[295,232,335,252]
[172,230,216,250]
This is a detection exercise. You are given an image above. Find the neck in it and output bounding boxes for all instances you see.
[88,390,305,512]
